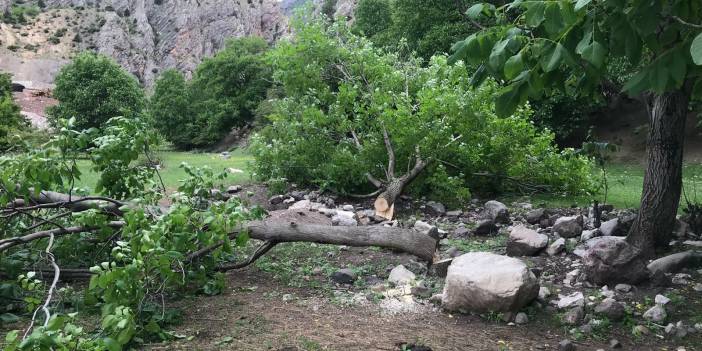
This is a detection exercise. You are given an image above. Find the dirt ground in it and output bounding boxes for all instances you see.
[140,244,698,351]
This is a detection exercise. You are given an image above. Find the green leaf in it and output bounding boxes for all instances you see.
[488,39,511,71]
[504,53,524,79]
[691,32,702,65]
[622,70,649,95]
[465,3,485,19]
[669,53,687,87]
[541,42,566,72]
[582,41,606,68]
[495,83,525,117]
[524,2,546,27]
[470,64,489,87]
[576,28,593,55]
[574,0,591,11]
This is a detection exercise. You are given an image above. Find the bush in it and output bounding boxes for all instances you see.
[47,52,145,131]
[0,72,28,152]
[352,0,392,38]
[149,37,271,149]
[251,20,595,198]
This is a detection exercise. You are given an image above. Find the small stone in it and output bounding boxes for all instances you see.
[614,283,632,293]
[538,287,551,300]
[388,265,416,286]
[342,204,354,211]
[558,339,576,351]
[411,285,432,299]
[563,306,584,325]
[553,215,584,238]
[445,247,462,258]
[665,323,676,334]
[515,312,529,325]
[557,292,585,309]
[426,201,446,216]
[226,185,242,194]
[600,218,624,236]
[484,200,510,224]
[269,195,285,205]
[609,339,622,349]
[453,227,471,239]
[547,238,566,256]
[282,293,293,302]
[331,269,357,284]
[655,294,671,305]
[429,293,443,304]
[525,208,547,225]
[581,229,601,242]
[693,283,702,292]
[474,219,498,236]
[594,298,625,321]
[506,225,549,256]
[446,210,463,217]
[643,304,667,323]
[632,325,650,336]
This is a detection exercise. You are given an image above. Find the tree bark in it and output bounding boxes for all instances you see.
[244,221,438,262]
[626,90,688,257]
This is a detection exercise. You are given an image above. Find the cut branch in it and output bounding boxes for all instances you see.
[0,221,125,252]
[4,191,125,216]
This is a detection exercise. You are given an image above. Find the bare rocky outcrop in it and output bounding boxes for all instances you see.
[3,0,290,85]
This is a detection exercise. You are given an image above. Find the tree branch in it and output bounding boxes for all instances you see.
[382,125,396,179]
[0,221,125,252]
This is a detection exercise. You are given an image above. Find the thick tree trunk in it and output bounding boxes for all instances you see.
[626,90,688,257]
[244,221,438,262]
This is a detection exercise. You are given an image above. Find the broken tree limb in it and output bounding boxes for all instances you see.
[0,221,125,252]
[5,191,126,216]
[243,221,438,262]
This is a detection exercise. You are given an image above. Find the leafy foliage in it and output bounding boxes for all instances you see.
[449,0,702,117]
[48,52,145,131]
[251,19,595,198]
[352,0,392,38]
[0,115,255,349]
[149,37,271,149]
[0,72,27,152]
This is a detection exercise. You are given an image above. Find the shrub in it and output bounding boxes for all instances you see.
[0,72,28,152]
[149,37,271,149]
[251,20,595,198]
[47,52,145,131]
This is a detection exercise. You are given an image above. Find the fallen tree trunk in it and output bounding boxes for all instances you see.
[244,221,438,263]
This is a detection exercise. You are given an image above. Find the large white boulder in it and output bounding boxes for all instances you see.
[441,252,539,313]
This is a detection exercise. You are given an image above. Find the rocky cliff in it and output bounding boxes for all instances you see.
[1,0,289,85]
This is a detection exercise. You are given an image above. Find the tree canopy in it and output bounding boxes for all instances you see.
[48,52,145,131]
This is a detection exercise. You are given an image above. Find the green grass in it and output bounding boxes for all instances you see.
[511,163,702,210]
[74,149,253,192]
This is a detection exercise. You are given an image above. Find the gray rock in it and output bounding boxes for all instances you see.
[614,283,632,293]
[514,312,529,324]
[609,339,622,349]
[525,208,547,225]
[654,294,670,305]
[442,252,539,312]
[647,251,702,276]
[582,236,649,285]
[581,229,601,242]
[557,291,585,309]
[453,227,471,239]
[594,298,625,321]
[506,225,549,256]
[413,220,439,238]
[446,210,463,218]
[269,195,285,205]
[388,265,416,286]
[226,185,242,194]
[474,219,498,236]
[342,204,354,211]
[538,286,551,300]
[563,306,584,325]
[331,269,357,284]
[426,201,446,216]
[599,218,624,236]
[632,325,650,336]
[484,200,510,224]
[332,215,358,226]
[410,285,432,299]
[642,304,667,323]
[558,339,576,351]
[553,215,584,238]
[445,247,462,258]
[547,238,566,256]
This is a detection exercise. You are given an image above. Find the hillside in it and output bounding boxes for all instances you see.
[0,0,290,86]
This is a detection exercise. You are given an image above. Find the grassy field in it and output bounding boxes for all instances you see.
[522,163,702,210]
[74,149,702,211]
[75,149,253,192]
